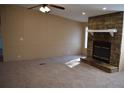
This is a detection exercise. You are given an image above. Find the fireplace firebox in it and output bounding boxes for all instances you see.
[92,41,111,63]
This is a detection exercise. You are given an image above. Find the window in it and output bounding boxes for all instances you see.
[84,27,88,48]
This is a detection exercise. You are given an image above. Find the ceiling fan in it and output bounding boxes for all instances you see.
[28,4,65,13]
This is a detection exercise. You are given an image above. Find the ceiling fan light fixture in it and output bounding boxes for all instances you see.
[39,6,51,13]
[39,7,45,13]
[44,6,50,12]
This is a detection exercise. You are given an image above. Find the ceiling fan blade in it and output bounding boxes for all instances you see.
[28,4,43,9]
[49,4,65,10]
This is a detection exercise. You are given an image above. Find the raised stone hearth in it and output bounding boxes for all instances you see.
[80,57,118,73]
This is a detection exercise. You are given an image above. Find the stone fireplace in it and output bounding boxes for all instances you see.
[81,12,124,72]
[88,12,123,67]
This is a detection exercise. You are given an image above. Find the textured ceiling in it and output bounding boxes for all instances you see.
[19,4,124,22]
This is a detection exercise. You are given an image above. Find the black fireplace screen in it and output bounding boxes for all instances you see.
[92,41,111,63]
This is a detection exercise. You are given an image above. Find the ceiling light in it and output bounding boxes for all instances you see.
[40,7,46,13]
[39,6,51,13]
[82,12,86,15]
[44,6,50,12]
[103,7,107,10]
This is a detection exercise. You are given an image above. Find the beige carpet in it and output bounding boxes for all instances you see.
[0,55,124,88]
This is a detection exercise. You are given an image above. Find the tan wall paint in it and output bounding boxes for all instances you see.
[1,5,87,62]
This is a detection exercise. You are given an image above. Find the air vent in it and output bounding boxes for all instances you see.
[39,63,46,65]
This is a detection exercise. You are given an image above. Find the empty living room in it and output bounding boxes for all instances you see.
[1,0,124,90]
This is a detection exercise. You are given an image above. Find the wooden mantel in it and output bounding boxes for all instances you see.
[87,29,117,37]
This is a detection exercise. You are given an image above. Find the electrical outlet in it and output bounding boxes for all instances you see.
[17,55,21,58]
[20,37,24,41]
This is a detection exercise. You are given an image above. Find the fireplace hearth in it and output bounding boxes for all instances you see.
[92,41,111,63]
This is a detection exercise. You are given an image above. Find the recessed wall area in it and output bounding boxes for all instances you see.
[1,5,87,62]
